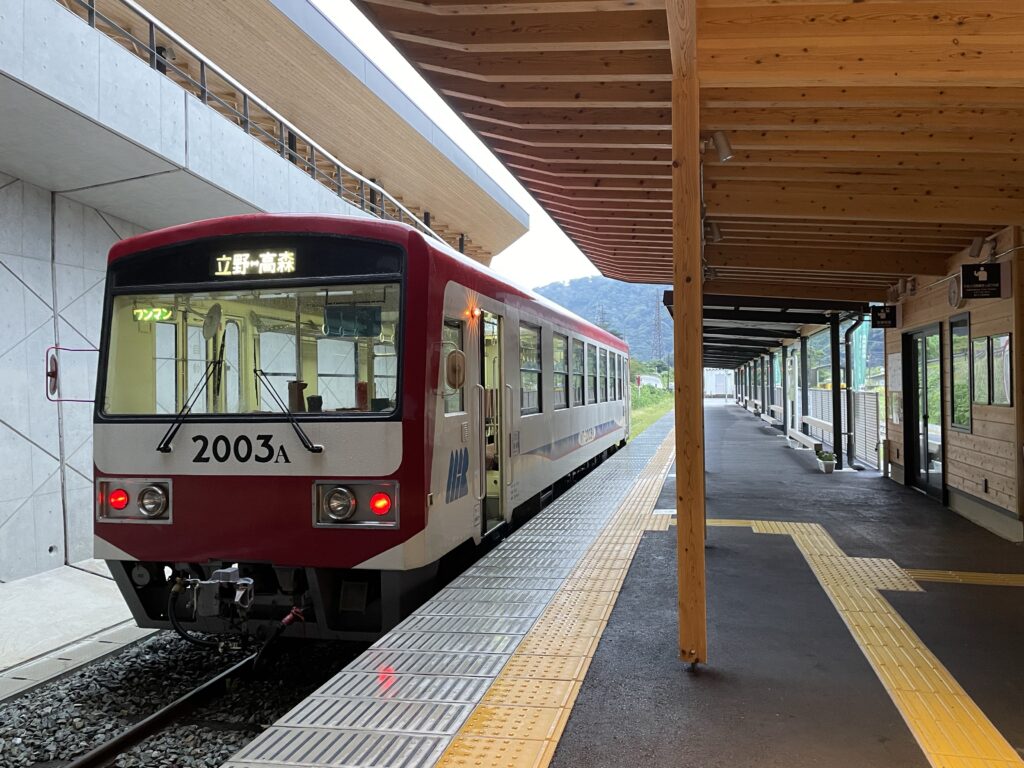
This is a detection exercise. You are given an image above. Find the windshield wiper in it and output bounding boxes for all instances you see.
[254,369,323,454]
[156,360,220,453]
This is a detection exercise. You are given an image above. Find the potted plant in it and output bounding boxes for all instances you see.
[816,451,836,474]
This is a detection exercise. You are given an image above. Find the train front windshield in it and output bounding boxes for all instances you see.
[102,283,401,416]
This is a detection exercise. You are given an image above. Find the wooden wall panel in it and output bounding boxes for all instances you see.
[885,226,1019,515]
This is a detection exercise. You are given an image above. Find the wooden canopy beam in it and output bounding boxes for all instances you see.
[705,279,888,303]
[705,245,948,276]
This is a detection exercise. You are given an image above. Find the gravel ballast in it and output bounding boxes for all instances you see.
[0,631,360,767]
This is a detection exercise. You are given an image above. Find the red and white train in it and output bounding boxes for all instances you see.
[93,214,630,641]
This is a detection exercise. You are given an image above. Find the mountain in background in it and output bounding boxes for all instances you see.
[535,276,673,363]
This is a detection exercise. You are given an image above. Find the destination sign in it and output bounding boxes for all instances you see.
[213,250,296,278]
[132,307,173,322]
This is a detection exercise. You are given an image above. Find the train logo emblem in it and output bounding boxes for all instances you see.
[446,447,470,503]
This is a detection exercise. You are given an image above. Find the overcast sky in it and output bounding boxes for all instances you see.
[311,0,600,289]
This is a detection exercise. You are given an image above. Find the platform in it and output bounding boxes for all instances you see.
[225,402,1024,768]
[223,417,676,767]
[555,402,1024,768]
[0,560,152,700]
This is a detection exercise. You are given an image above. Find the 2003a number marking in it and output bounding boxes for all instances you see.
[191,434,291,464]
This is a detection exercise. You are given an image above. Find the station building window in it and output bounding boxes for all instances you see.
[586,344,598,403]
[572,339,585,406]
[553,333,569,409]
[950,314,970,430]
[442,320,464,413]
[992,333,1012,406]
[973,336,991,405]
[520,323,542,415]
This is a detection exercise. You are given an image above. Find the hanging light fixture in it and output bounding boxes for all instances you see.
[712,131,734,163]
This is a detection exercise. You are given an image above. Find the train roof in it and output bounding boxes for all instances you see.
[107,214,629,353]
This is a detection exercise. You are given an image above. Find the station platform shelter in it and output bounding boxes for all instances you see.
[356,0,1024,669]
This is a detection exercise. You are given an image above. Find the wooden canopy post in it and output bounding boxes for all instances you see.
[667,0,707,665]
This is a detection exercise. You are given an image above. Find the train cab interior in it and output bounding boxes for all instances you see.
[101,283,402,418]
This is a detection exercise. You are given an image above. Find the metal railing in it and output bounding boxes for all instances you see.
[806,387,880,469]
[59,0,446,245]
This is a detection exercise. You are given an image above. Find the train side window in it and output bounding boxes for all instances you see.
[586,344,597,404]
[442,320,465,413]
[612,353,618,400]
[616,354,623,400]
[599,348,608,402]
[154,321,177,414]
[259,331,296,410]
[317,337,356,409]
[572,339,585,406]
[223,320,241,413]
[374,342,398,403]
[185,325,209,414]
[552,333,569,409]
[520,323,542,415]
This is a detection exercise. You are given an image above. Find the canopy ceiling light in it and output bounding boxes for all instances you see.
[711,132,734,163]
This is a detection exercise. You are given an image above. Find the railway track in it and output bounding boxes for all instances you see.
[66,653,257,768]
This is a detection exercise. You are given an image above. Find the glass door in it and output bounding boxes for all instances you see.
[907,326,944,499]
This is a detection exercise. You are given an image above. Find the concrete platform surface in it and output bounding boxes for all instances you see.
[554,402,1024,768]
[0,560,132,673]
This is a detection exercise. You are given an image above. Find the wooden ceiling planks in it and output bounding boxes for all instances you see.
[354,0,1024,293]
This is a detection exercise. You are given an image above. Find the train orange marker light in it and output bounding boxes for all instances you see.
[109,488,130,511]
[369,492,392,516]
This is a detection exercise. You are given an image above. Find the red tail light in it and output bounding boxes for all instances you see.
[369,492,392,516]
[109,488,130,510]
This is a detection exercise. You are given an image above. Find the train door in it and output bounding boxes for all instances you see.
[480,311,505,535]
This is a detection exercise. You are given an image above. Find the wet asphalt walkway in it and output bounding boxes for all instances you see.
[550,401,1024,768]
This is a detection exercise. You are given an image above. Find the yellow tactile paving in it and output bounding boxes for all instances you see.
[905,569,1024,587]
[481,679,578,709]
[727,519,1024,768]
[462,704,563,741]
[436,431,676,768]
[439,736,547,768]
[499,654,592,682]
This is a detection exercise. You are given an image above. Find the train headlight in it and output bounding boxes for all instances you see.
[96,479,172,523]
[324,487,357,521]
[313,481,398,528]
[138,485,168,518]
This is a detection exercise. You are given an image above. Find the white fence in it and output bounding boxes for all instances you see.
[805,388,880,469]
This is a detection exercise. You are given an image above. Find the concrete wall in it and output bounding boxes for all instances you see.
[0,172,146,580]
[0,0,387,581]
